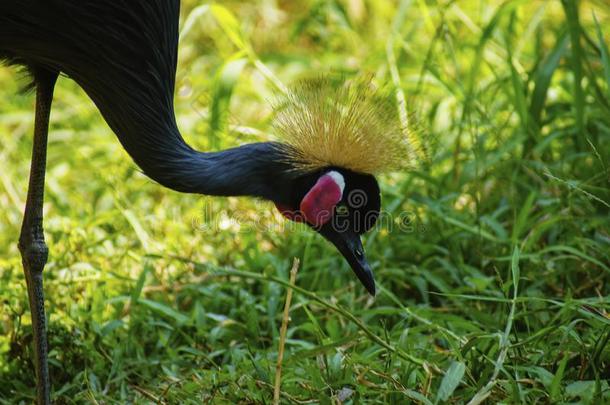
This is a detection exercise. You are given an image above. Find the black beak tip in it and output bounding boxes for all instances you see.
[318,226,377,297]
[365,280,376,296]
[357,264,376,297]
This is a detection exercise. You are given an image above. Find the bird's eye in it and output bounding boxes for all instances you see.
[335,204,349,215]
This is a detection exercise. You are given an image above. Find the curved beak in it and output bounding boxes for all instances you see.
[318,226,376,296]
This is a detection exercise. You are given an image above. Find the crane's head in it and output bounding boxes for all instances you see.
[271,76,423,296]
[274,168,380,295]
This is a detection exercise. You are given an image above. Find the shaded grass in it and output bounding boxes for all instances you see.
[1,0,609,403]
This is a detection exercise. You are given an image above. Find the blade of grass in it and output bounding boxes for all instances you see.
[209,56,247,148]
[543,169,610,209]
[561,0,586,149]
[179,5,210,42]
[436,361,466,404]
[550,353,570,401]
[512,191,538,244]
[593,13,610,101]
[273,258,299,405]
[506,11,529,137]
[529,31,568,127]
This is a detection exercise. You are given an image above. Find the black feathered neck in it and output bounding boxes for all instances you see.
[1,0,298,200]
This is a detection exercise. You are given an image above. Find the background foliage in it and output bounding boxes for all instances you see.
[1,0,609,403]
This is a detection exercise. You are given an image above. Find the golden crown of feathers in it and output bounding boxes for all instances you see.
[272,76,425,175]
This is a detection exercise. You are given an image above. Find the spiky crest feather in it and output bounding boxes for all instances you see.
[272,76,422,175]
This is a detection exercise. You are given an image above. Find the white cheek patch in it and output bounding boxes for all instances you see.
[326,171,345,195]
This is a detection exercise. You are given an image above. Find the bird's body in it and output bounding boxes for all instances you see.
[0,1,402,403]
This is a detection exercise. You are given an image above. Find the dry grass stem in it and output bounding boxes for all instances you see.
[274,258,300,405]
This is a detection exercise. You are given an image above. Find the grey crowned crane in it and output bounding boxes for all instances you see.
[0,1,415,403]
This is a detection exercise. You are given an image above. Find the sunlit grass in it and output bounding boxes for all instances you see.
[1,1,609,403]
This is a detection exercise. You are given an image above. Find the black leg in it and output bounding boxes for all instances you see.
[18,69,58,405]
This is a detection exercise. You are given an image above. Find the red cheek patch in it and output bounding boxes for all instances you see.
[300,173,344,227]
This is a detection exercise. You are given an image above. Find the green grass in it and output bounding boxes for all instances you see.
[1,0,609,403]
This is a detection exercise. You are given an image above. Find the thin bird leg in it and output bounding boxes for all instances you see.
[18,69,58,405]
